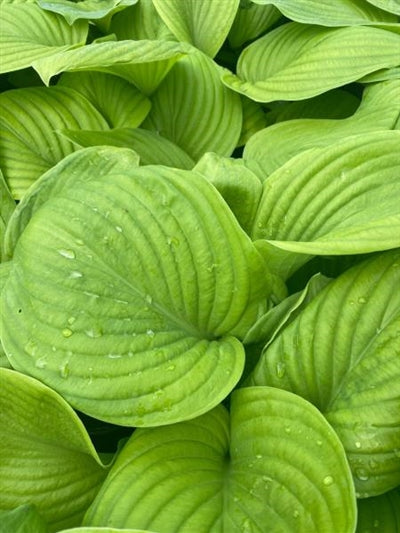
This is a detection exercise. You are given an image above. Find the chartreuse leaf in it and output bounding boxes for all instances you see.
[249,251,400,497]
[0,86,109,199]
[58,72,151,128]
[61,128,194,170]
[0,169,15,260]
[222,23,400,102]
[250,131,400,279]
[38,0,137,25]
[59,529,156,533]
[356,487,400,532]
[194,153,262,235]
[238,97,268,147]
[3,146,140,259]
[143,50,242,160]
[228,2,281,49]
[1,164,272,427]
[0,504,48,533]
[0,263,12,368]
[0,4,88,74]
[152,0,240,58]
[365,0,400,15]
[32,40,189,95]
[110,0,174,41]
[245,80,400,175]
[0,368,108,531]
[249,0,397,25]
[359,65,400,83]
[84,386,356,532]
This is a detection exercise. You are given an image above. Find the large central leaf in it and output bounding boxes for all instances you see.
[1,164,271,427]
[84,387,356,532]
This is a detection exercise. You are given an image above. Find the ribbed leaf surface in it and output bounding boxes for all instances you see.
[356,488,400,531]
[228,2,281,49]
[0,86,109,199]
[2,164,271,427]
[143,51,242,160]
[250,251,400,497]
[38,0,138,24]
[84,387,356,532]
[152,0,240,57]
[222,23,400,102]
[365,0,400,15]
[0,505,48,533]
[0,368,107,531]
[0,4,88,74]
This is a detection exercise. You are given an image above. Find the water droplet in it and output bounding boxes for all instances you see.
[75,238,84,246]
[67,316,76,325]
[323,475,334,486]
[83,291,100,301]
[35,357,47,369]
[58,249,75,259]
[276,361,286,378]
[69,270,83,279]
[373,520,380,528]
[108,353,122,359]
[60,362,69,379]
[293,510,300,519]
[285,426,291,434]
[233,496,240,503]
[167,364,175,371]
[62,328,73,338]
[167,236,179,247]
[145,294,153,305]
[316,440,323,446]
[115,225,123,233]
[358,297,367,304]
[355,441,362,449]
[255,454,262,459]
[241,518,253,533]
[355,468,369,481]
[51,346,56,352]
[146,329,155,337]
[85,326,103,338]
[24,340,37,356]
[369,459,378,470]
[206,263,218,273]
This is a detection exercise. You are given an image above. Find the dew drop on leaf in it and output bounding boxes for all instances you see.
[35,357,47,369]
[355,441,362,449]
[355,468,369,481]
[60,362,70,379]
[62,328,73,338]
[358,297,367,304]
[115,225,123,233]
[276,361,286,378]
[69,270,83,279]
[58,249,76,259]
[323,475,334,486]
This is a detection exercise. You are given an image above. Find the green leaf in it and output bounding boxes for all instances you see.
[143,51,242,160]
[249,0,397,25]
[237,96,268,147]
[0,169,15,260]
[228,2,281,49]
[38,0,138,25]
[32,40,189,95]
[359,65,400,83]
[58,72,151,128]
[152,0,240,58]
[0,368,108,531]
[3,146,140,260]
[1,164,272,427]
[59,529,156,533]
[356,487,400,531]
[110,0,174,41]
[250,131,400,278]
[365,0,400,15]
[0,86,109,199]
[194,153,262,235]
[84,386,356,532]
[244,80,400,176]
[249,251,400,497]
[222,23,400,102]
[0,4,88,74]
[61,128,194,170]
[0,504,48,533]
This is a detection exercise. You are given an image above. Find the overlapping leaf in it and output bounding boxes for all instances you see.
[249,251,400,496]
[38,0,138,25]
[245,80,400,175]
[32,40,190,94]
[1,164,272,427]
[356,487,400,531]
[60,529,156,533]
[0,4,88,74]
[249,0,397,25]
[84,387,356,532]
[228,2,281,49]
[365,0,400,15]
[143,51,242,160]
[0,169,15,260]
[61,128,194,170]
[0,504,49,533]
[249,131,400,278]
[3,146,140,259]
[152,0,240,58]
[0,368,108,531]
[222,23,400,102]
[58,72,151,128]
[0,86,109,199]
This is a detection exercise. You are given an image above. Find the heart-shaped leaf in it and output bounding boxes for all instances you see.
[152,0,240,58]
[249,251,400,497]
[250,131,400,278]
[0,86,109,199]
[58,72,151,129]
[1,163,272,427]
[61,128,194,170]
[32,40,189,94]
[222,23,400,102]
[249,0,397,25]
[244,80,400,175]
[0,4,88,74]
[84,386,356,532]
[143,50,242,160]
[0,368,108,531]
